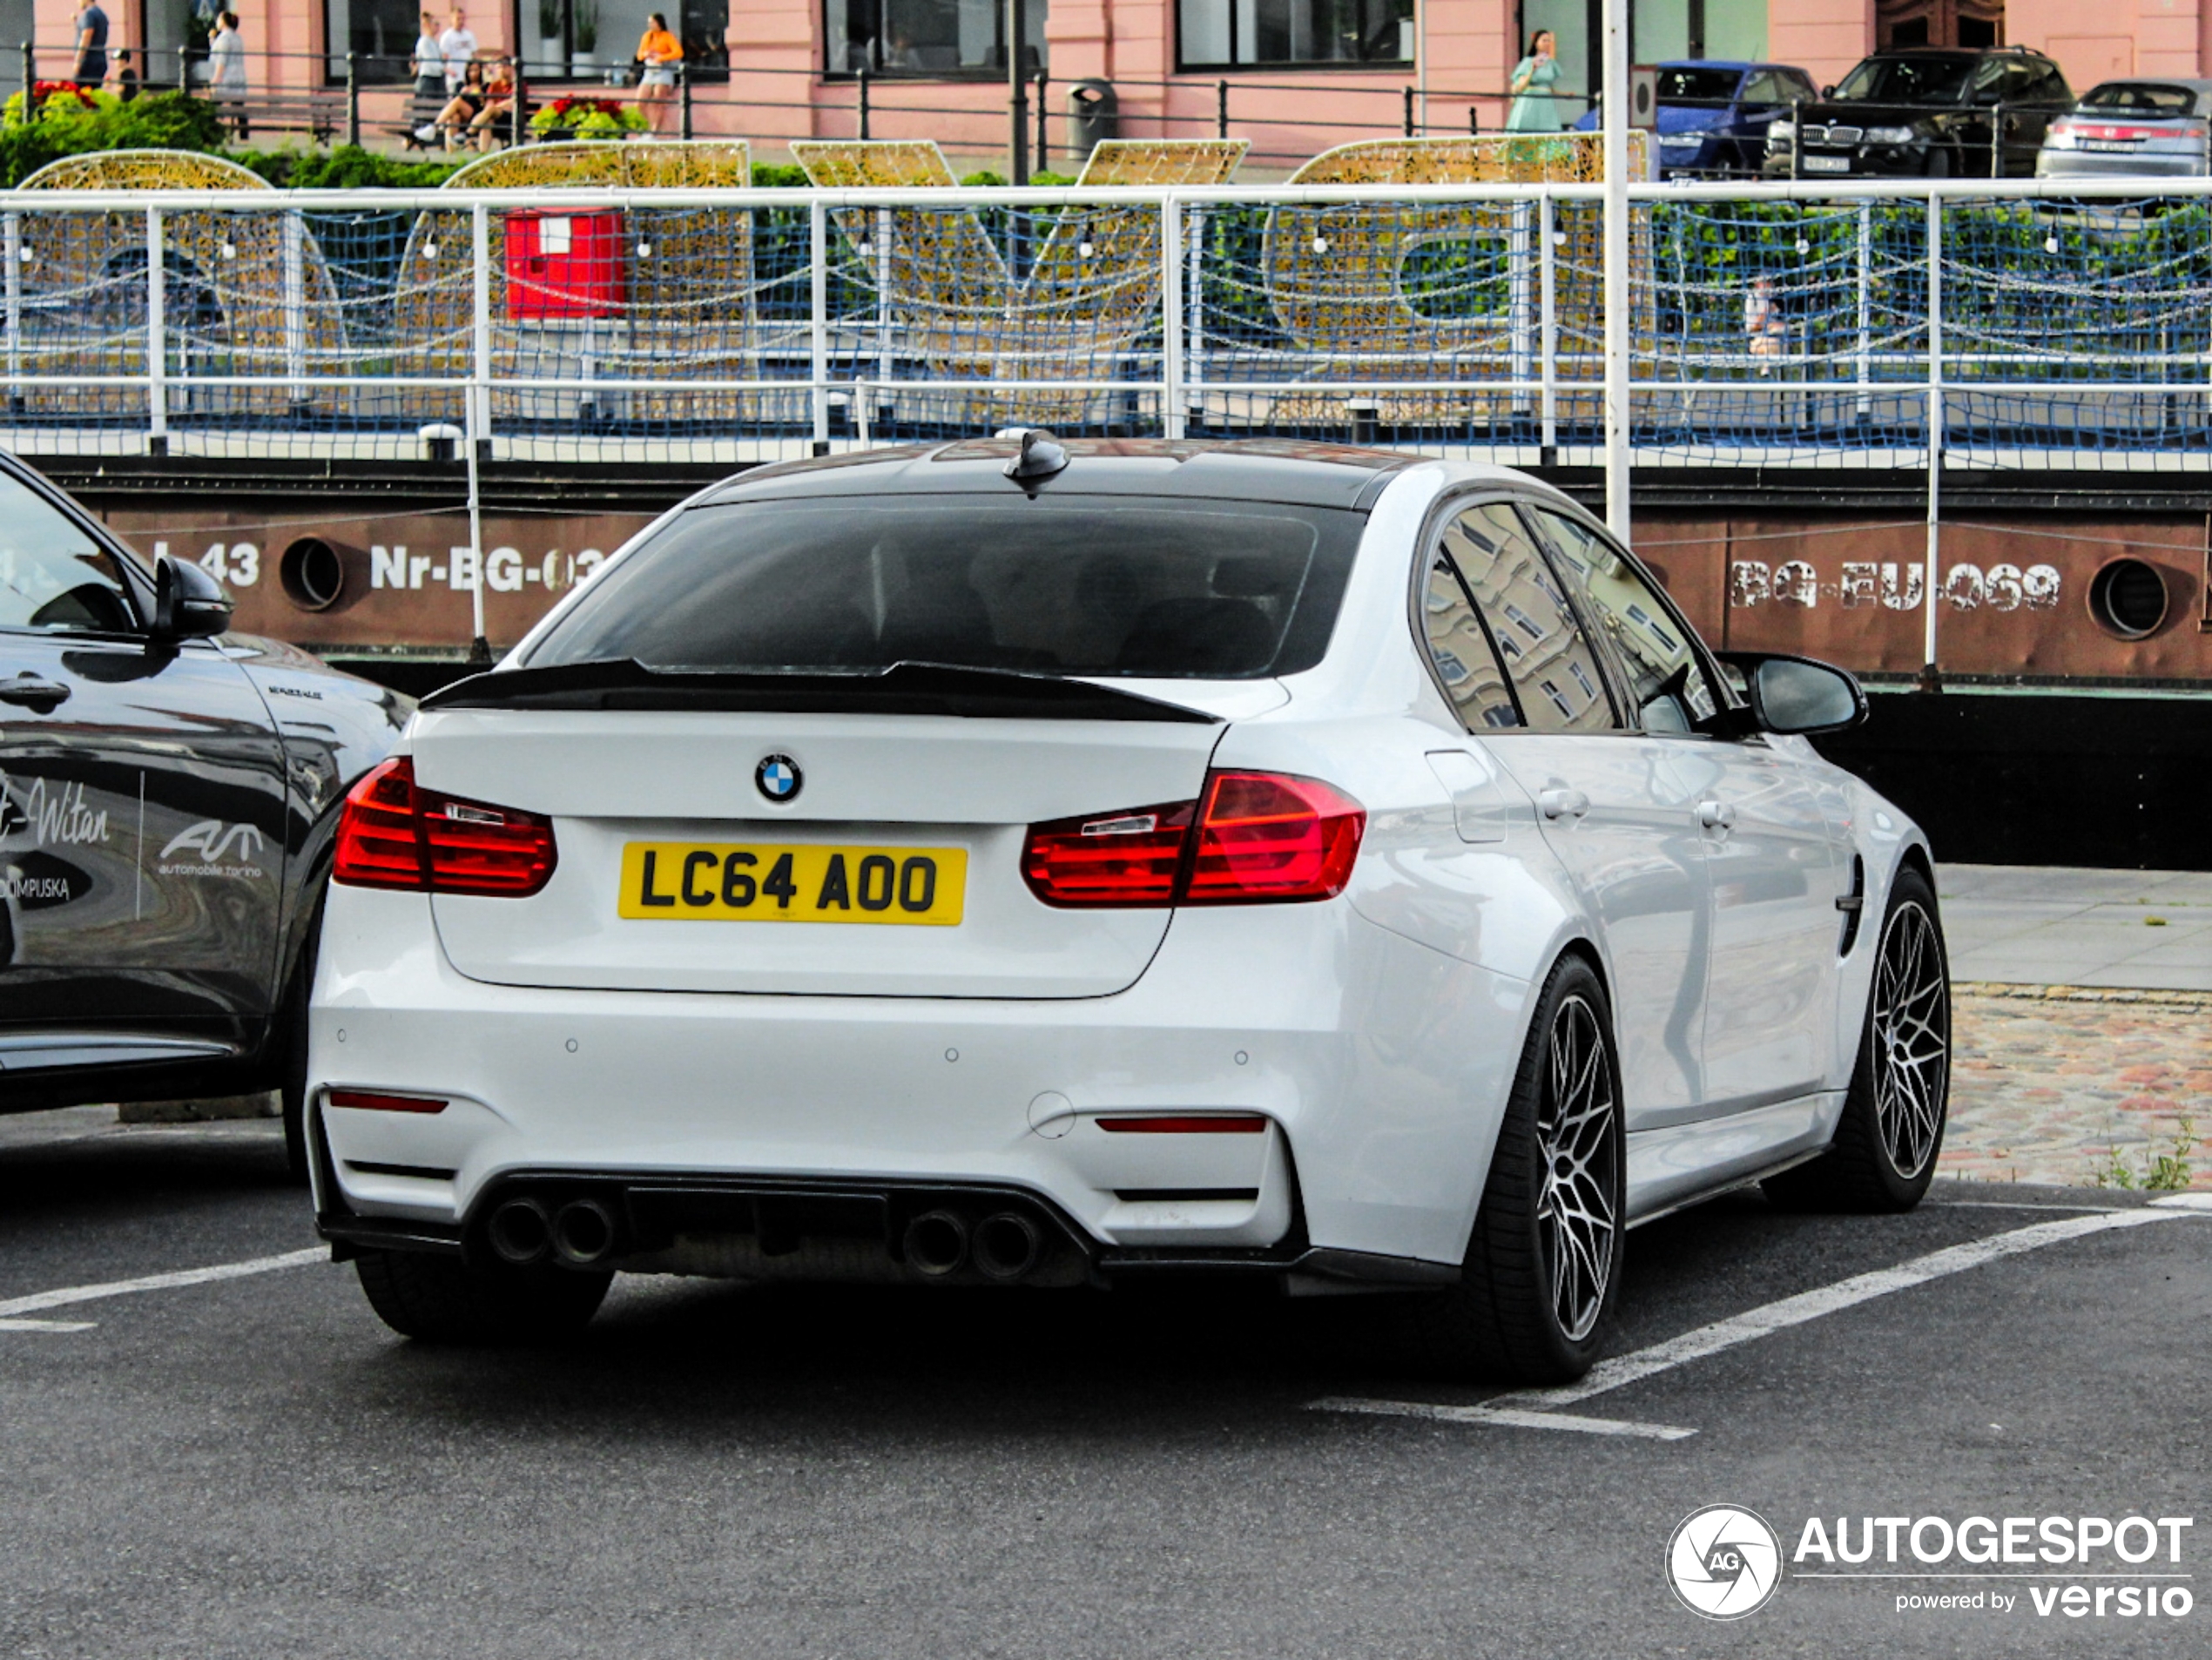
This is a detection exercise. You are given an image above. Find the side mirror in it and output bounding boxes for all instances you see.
[1821,84,1835,98]
[1720,651,1866,736]
[153,554,234,642]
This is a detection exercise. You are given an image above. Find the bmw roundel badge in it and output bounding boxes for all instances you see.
[755,753,802,803]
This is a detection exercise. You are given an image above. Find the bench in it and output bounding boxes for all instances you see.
[211,87,351,144]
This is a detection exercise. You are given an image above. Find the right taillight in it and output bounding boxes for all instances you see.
[1021,770,1364,908]
[334,756,557,897]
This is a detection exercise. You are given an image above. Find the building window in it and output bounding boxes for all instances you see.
[512,0,731,84]
[323,0,423,83]
[1178,0,1413,71]
[826,0,1047,77]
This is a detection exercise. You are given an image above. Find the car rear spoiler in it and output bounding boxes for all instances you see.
[419,658,1224,724]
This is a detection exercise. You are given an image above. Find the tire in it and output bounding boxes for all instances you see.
[1925,146,1952,179]
[1764,865,1950,1213]
[354,1247,611,1344]
[1404,954,1626,1383]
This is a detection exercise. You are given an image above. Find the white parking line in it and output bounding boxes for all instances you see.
[1311,1399,1698,1441]
[0,1245,327,1332]
[1313,1207,2193,1436]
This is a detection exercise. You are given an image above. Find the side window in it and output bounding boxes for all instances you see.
[1435,502,1616,734]
[1740,71,1782,105]
[0,475,136,634]
[1521,506,1721,736]
[1784,72,1817,102]
[1422,553,1521,731]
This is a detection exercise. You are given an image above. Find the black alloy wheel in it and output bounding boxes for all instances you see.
[1767,864,1951,1212]
[1404,954,1624,1382]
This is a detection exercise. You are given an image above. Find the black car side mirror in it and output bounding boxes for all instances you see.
[1821,84,1835,98]
[152,553,234,642]
[1718,651,1867,736]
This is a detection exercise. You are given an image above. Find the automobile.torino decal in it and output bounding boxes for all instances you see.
[158,820,268,880]
[0,771,111,847]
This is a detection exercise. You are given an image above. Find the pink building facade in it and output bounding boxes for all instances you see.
[22,0,2212,165]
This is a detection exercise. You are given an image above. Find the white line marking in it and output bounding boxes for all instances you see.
[1306,1207,2196,1437]
[1492,1209,2183,1413]
[2149,1192,2212,1211]
[0,1318,98,1333]
[0,1245,326,1322]
[1312,1397,1696,1441]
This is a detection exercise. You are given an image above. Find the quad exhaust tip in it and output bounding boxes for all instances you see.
[552,1198,618,1266]
[972,1211,1042,1281]
[902,1210,970,1276]
[487,1197,553,1265]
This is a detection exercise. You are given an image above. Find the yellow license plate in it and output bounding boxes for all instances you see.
[617,842,966,925]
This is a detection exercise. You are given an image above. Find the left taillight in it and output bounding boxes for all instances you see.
[333,756,557,897]
[1022,770,1365,908]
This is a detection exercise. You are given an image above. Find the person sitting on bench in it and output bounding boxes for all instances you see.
[467,57,517,152]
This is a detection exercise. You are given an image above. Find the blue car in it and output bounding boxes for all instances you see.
[1575,60,1818,177]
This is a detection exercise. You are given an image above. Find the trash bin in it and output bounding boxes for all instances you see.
[1066,79,1118,166]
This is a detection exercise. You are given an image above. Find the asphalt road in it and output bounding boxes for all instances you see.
[0,1114,2204,1659]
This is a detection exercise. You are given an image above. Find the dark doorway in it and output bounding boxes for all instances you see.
[1877,0,2004,51]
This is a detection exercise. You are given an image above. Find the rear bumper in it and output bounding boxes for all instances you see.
[310,887,1532,1270]
[2035,152,2203,179]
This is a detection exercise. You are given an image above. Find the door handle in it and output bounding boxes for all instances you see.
[1697,799,1737,831]
[1538,787,1590,821]
[0,675,70,711]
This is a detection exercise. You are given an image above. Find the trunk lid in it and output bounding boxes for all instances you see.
[417,698,1225,998]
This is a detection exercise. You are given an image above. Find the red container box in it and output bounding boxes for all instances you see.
[503,209,628,320]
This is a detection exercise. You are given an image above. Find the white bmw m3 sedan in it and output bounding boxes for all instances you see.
[307,436,1951,1380]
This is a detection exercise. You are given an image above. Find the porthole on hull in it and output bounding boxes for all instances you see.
[2086,557,2168,640]
[280,536,346,611]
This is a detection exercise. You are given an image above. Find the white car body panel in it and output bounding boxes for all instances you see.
[311,453,1933,1279]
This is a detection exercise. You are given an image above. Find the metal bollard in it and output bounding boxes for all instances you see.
[18,42,31,123]
[1217,78,1227,140]
[345,51,360,147]
[679,60,692,139]
[856,64,869,140]
[1404,84,1415,137]
[1034,69,1047,168]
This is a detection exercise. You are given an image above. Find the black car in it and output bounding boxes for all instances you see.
[0,452,407,1168]
[1765,45,2074,178]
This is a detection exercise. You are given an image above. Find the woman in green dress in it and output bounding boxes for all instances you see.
[1506,29,1562,132]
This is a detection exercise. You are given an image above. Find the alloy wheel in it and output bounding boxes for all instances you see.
[1535,993,1619,1344]
[1871,900,1949,1179]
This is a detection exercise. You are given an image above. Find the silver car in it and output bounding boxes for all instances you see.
[2039,79,2212,178]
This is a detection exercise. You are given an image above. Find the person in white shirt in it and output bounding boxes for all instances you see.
[438,6,478,92]
[410,10,445,98]
[207,9,246,133]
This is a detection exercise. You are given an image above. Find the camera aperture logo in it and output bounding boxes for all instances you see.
[1669,1505,1784,1620]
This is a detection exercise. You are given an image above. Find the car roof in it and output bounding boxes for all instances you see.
[1658,59,1753,72]
[2083,77,2212,92]
[695,438,1418,510]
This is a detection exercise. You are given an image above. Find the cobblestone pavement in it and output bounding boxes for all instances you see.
[1941,985,2212,1191]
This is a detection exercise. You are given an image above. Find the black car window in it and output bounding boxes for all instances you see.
[1520,505,1721,737]
[1834,55,1973,105]
[1656,66,1741,103]
[0,473,137,634]
[527,496,1363,680]
[1433,502,1616,734]
[1421,550,1521,732]
[2018,64,2073,104]
[2080,82,2199,113]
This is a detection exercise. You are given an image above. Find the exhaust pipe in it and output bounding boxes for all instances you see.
[902,1210,969,1276]
[487,1197,553,1265]
[972,1211,1042,1281]
[551,1197,619,1266]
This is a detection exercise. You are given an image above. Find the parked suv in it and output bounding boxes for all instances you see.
[1575,60,1817,177]
[1765,45,2074,178]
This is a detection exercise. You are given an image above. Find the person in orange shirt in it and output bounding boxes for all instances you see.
[636,13,682,134]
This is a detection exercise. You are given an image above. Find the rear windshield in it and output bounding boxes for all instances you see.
[1656,67,1741,104]
[527,495,1365,679]
[1834,55,1973,105]
[2080,82,2200,113]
